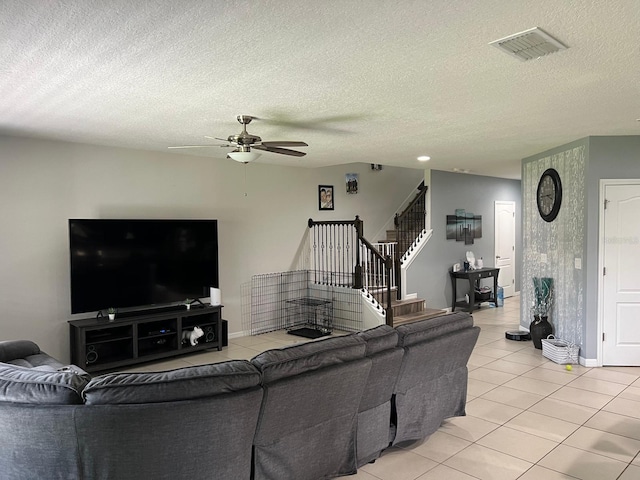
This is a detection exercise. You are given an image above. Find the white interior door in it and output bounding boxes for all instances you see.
[603,184,640,366]
[494,201,515,298]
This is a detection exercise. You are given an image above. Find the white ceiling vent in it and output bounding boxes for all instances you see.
[490,27,567,61]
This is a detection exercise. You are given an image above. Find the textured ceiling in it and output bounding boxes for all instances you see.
[1,0,639,179]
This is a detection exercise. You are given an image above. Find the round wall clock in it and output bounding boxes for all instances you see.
[536,168,562,222]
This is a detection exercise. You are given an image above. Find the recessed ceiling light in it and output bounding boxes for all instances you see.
[417,155,431,162]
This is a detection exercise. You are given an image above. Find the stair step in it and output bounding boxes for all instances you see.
[391,298,425,316]
[393,308,447,327]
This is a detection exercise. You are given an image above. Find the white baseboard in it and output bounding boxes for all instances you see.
[229,331,246,339]
[580,357,598,367]
[404,292,418,300]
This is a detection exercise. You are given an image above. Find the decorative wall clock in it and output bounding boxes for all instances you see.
[536,168,562,222]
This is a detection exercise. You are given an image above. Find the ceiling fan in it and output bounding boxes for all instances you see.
[168,115,308,163]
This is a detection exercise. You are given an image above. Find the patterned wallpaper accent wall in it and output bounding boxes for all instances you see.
[522,145,586,348]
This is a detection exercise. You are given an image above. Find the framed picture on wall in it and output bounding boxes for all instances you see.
[319,185,334,210]
[346,173,358,194]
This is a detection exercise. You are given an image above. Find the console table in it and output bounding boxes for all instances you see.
[449,267,500,312]
[69,304,223,373]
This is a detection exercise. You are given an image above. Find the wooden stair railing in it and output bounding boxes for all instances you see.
[393,183,428,299]
[308,216,394,326]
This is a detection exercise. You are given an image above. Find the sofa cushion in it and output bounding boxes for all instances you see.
[396,311,473,347]
[251,334,366,383]
[0,340,41,363]
[82,360,261,405]
[356,325,398,355]
[0,362,89,405]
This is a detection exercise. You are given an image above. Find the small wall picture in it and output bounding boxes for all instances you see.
[319,185,334,210]
[346,173,358,194]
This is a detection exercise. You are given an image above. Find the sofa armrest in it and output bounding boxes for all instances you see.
[0,340,41,363]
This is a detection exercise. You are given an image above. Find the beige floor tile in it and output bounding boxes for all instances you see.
[182,350,229,366]
[504,411,579,442]
[549,386,614,409]
[583,367,638,385]
[345,468,381,479]
[399,431,472,463]
[619,385,640,403]
[501,352,550,367]
[501,376,562,396]
[469,367,518,385]
[416,464,479,480]
[481,386,545,409]
[467,378,499,397]
[538,360,591,375]
[138,358,193,371]
[585,410,640,441]
[218,344,262,361]
[466,398,523,425]
[567,376,627,396]
[619,464,640,480]
[440,416,500,442]
[528,397,598,425]
[469,353,498,368]
[472,346,515,359]
[360,447,438,480]
[443,444,532,480]
[606,366,640,377]
[521,366,577,385]
[229,334,274,347]
[538,444,627,480]
[476,426,558,463]
[603,397,640,419]
[563,426,640,463]
[517,465,586,480]
[483,359,536,375]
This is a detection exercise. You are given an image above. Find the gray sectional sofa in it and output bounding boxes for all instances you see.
[0,311,479,480]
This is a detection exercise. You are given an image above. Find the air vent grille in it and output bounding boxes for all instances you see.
[490,27,567,61]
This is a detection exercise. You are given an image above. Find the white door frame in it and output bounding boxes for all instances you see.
[495,201,516,297]
[597,179,640,366]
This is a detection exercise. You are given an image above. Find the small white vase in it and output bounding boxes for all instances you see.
[108,313,115,321]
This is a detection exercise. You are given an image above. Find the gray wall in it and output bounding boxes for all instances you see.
[522,135,640,361]
[0,135,424,361]
[406,170,522,309]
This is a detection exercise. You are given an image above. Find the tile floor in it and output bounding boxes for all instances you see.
[127,297,640,480]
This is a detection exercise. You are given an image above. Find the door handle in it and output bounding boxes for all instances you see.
[496,255,501,259]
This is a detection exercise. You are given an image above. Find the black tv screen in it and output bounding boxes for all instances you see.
[69,219,219,314]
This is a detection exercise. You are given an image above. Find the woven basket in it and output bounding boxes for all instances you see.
[541,335,579,365]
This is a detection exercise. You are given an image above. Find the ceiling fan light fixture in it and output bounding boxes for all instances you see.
[227,151,262,163]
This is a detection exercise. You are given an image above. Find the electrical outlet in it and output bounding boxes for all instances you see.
[575,258,582,269]
[540,253,547,263]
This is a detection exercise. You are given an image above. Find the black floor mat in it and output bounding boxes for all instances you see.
[287,327,331,339]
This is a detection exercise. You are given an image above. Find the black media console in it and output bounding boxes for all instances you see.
[69,305,223,373]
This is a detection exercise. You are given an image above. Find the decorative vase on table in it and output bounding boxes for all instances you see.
[530,315,553,349]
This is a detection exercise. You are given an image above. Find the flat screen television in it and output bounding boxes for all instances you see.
[69,219,219,314]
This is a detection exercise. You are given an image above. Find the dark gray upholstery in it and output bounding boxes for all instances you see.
[83,360,260,404]
[0,362,89,404]
[355,325,404,466]
[393,312,480,444]
[0,404,83,480]
[75,391,263,480]
[0,315,479,479]
[251,335,372,480]
[0,339,64,369]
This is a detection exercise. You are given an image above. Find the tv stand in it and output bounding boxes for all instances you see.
[69,305,223,373]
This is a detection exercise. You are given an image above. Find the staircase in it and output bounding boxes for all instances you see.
[380,228,447,327]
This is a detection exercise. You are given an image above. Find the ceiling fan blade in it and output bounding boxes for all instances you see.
[168,145,221,149]
[253,145,307,157]
[261,141,308,147]
[204,136,232,143]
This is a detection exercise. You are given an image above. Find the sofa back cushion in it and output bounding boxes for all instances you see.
[251,334,366,384]
[0,363,88,405]
[396,311,473,347]
[83,360,261,405]
[356,325,398,355]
